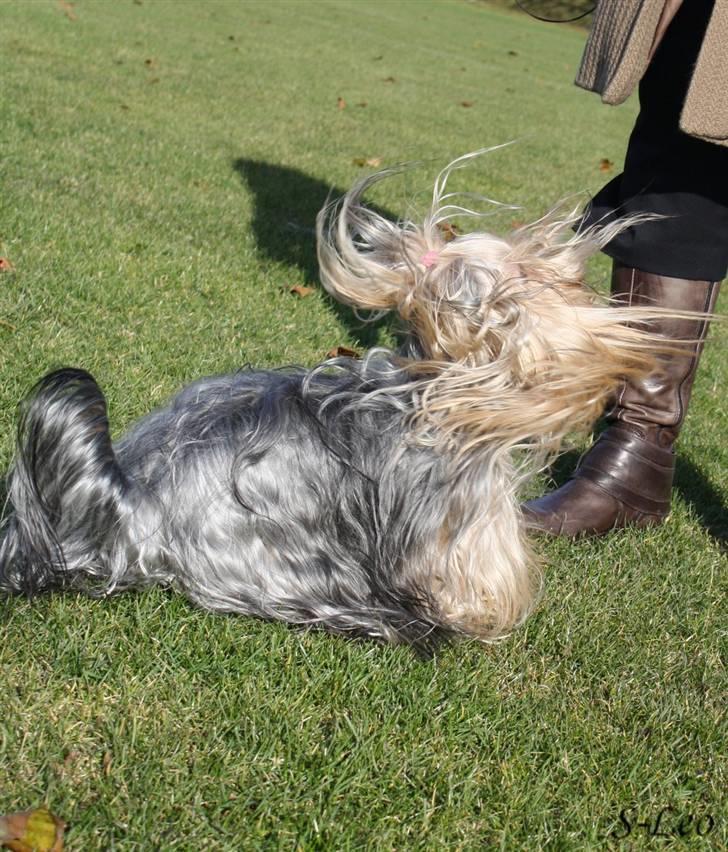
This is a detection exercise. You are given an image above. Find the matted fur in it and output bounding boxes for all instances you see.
[0,153,704,647]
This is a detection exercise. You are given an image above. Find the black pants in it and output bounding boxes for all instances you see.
[582,0,728,281]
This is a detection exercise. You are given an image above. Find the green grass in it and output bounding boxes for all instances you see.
[0,1,726,848]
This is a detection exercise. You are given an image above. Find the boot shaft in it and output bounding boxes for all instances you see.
[607,265,720,446]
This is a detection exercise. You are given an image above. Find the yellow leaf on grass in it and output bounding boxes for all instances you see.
[0,807,66,852]
[436,222,460,242]
[352,157,382,168]
[326,346,360,359]
[57,0,76,21]
[289,284,315,298]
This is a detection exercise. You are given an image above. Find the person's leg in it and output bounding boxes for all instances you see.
[524,0,726,536]
[523,268,719,536]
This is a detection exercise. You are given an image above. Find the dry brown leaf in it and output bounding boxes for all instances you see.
[58,0,76,21]
[0,807,66,852]
[289,285,315,298]
[357,101,368,108]
[461,100,474,108]
[436,222,460,242]
[352,156,382,168]
[383,76,395,83]
[63,750,80,769]
[337,96,346,110]
[326,346,360,359]
[599,158,614,172]
[0,258,14,272]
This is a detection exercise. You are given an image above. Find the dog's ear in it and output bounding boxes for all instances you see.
[410,313,658,462]
[316,172,431,314]
[316,164,519,362]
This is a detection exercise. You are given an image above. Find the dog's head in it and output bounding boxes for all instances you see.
[317,155,693,453]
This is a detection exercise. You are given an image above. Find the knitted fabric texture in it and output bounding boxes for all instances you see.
[575,0,728,147]
[575,0,662,105]
[681,3,728,144]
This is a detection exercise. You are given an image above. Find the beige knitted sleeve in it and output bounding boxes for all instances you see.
[680,0,728,146]
[575,0,663,105]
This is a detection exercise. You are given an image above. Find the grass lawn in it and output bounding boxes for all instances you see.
[0,0,725,848]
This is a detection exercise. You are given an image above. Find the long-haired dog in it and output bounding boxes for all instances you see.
[0,154,694,647]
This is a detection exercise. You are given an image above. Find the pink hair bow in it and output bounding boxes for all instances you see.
[420,250,440,268]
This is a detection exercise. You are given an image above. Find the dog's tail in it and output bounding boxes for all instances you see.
[0,369,128,595]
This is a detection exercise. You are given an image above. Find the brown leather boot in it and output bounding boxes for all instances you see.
[523,263,720,537]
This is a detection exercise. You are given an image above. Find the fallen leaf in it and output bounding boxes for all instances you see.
[383,76,395,83]
[289,285,315,298]
[352,156,382,168]
[63,750,80,769]
[58,0,76,21]
[337,96,346,110]
[357,101,368,108]
[0,258,14,272]
[0,807,65,852]
[436,222,459,242]
[326,346,360,359]
[461,100,474,108]
[599,158,614,172]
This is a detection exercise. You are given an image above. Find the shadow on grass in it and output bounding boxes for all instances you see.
[541,448,582,489]
[674,456,727,547]
[232,158,399,349]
